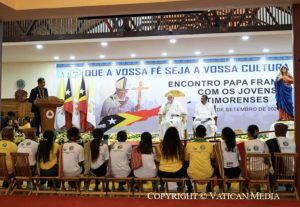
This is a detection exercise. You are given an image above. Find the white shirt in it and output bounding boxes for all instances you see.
[159,100,185,118]
[221,140,240,168]
[276,137,296,153]
[91,144,110,169]
[133,148,157,178]
[194,102,216,119]
[245,139,269,172]
[17,139,38,166]
[62,142,84,176]
[110,141,132,178]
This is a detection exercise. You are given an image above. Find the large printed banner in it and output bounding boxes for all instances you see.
[56,55,293,133]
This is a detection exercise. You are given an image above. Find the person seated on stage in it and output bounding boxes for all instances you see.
[245,125,271,192]
[4,118,18,131]
[185,125,214,192]
[133,132,157,178]
[157,127,192,192]
[158,93,186,140]
[62,127,84,178]
[15,117,31,131]
[110,130,132,191]
[37,130,60,188]
[0,127,17,187]
[17,128,38,175]
[89,128,109,191]
[193,95,217,137]
[219,127,241,192]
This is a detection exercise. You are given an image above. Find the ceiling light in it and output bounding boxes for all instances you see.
[169,39,177,44]
[263,48,270,53]
[69,56,75,60]
[101,42,108,47]
[241,35,249,41]
[53,56,60,60]
[194,51,201,55]
[99,55,105,59]
[130,53,136,58]
[228,49,235,54]
[161,52,168,57]
[36,44,43,49]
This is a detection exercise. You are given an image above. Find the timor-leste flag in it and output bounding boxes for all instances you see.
[64,77,73,129]
[78,76,87,131]
[98,107,160,132]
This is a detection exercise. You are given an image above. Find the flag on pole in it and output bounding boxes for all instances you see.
[78,76,87,131]
[72,78,80,128]
[64,77,73,129]
[55,75,66,130]
[87,81,96,128]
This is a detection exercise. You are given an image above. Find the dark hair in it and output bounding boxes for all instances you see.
[221,127,236,152]
[274,123,288,137]
[161,127,183,161]
[1,127,14,140]
[202,95,208,100]
[137,132,153,154]
[37,77,45,83]
[24,116,31,122]
[195,125,206,138]
[67,127,80,141]
[90,128,104,162]
[247,125,259,139]
[37,130,55,163]
[117,130,127,142]
[7,111,16,117]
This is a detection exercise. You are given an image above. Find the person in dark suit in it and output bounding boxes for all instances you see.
[29,77,48,136]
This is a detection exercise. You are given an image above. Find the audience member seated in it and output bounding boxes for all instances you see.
[37,130,60,188]
[17,128,38,175]
[110,130,132,191]
[0,128,17,187]
[157,127,192,192]
[15,117,32,131]
[89,128,109,191]
[185,125,214,192]
[62,127,84,177]
[219,127,241,192]
[245,124,271,192]
[133,132,157,178]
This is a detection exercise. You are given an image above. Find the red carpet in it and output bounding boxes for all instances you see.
[0,196,299,207]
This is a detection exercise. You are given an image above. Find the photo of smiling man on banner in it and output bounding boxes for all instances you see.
[100,77,140,121]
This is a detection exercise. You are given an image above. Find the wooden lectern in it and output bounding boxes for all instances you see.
[35,96,64,132]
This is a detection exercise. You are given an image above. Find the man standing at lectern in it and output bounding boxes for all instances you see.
[29,78,48,136]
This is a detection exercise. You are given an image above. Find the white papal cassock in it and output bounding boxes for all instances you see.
[193,102,217,137]
[159,100,186,140]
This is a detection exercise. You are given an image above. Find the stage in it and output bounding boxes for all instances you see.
[0,196,299,207]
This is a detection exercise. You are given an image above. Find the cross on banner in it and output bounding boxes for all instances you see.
[132,81,149,106]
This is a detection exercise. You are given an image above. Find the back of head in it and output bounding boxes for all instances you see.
[67,127,80,141]
[38,130,55,162]
[221,127,236,152]
[23,128,36,140]
[138,132,153,154]
[92,128,104,140]
[274,123,288,137]
[247,124,259,139]
[117,130,127,142]
[90,128,104,162]
[195,125,206,138]
[1,127,15,141]
[162,127,182,160]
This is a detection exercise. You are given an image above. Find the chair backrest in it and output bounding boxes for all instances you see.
[246,153,271,180]
[10,152,32,178]
[274,153,297,180]
[0,153,9,179]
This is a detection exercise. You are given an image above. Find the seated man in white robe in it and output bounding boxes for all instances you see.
[159,93,186,140]
[193,95,217,137]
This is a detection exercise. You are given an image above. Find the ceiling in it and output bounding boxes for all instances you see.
[1,0,300,20]
[2,31,292,63]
